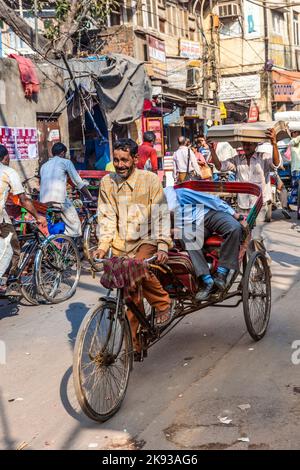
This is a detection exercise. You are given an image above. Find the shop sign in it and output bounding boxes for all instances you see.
[219,75,261,102]
[197,103,221,121]
[166,58,187,90]
[0,126,37,160]
[244,0,263,39]
[147,36,167,80]
[248,100,259,122]
[144,117,164,156]
[220,102,227,119]
[272,70,300,102]
[185,107,198,117]
[180,39,201,59]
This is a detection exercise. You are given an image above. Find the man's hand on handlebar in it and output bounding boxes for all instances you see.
[36,215,47,228]
[156,250,168,265]
[93,248,106,260]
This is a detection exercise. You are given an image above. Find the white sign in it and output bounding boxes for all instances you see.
[180,39,201,59]
[244,0,263,39]
[219,75,261,102]
[197,103,221,121]
[166,58,187,90]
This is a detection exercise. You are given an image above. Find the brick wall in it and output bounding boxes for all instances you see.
[99,26,135,58]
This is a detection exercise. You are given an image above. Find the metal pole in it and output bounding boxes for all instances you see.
[34,0,38,50]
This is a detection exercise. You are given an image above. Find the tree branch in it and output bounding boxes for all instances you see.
[0,0,51,56]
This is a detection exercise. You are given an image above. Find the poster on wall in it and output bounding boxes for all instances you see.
[144,117,164,157]
[244,0,263,39]
[0,127,37,160]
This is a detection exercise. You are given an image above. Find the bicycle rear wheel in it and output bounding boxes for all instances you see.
[73,301,133,422]
[35,234,81,304]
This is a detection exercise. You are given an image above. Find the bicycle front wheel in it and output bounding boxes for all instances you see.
[83,214,102,271]
[73,301,133,422]
[35,234,81,304]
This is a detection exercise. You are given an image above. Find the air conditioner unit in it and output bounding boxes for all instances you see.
[186,67,202,91]
[218,3,240,18]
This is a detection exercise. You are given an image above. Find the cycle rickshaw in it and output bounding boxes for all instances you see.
[73,181,271,422]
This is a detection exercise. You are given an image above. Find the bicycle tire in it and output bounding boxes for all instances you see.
[242,251,271,341]
[35,234,81,304]
[83,214,102,272]
[19,242,42,305]
[73,301,133,422]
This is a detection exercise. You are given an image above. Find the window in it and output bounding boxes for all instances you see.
[146,0,158,30]
[159,18,166,33]
[272,11,284,36]
[220,18,242,38]
[166,4,178,36]
[294,12,300,46]
[181,9,189,39]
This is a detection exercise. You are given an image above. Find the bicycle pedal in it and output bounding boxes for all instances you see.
[5,283,21,297]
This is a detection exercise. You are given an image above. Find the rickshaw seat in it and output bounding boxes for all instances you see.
[204,235,223,247]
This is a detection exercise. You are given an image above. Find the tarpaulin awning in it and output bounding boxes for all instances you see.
[93,54,152,129]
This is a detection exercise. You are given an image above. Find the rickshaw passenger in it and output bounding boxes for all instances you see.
[164,186,243,301]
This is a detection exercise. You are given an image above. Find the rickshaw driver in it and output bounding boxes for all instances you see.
[164,186,244,301]
[93,138,173,354]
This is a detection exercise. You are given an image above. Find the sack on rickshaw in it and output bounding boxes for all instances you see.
[163,251,198,294]
[0,233,13,277]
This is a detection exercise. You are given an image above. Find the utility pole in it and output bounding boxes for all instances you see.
[34,0,38,50]
[262,0,272,120]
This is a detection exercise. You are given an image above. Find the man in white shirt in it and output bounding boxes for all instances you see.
[0,144,46,284]
[173,136,201,182]
[209,129,280,234]
[40,142,93,237]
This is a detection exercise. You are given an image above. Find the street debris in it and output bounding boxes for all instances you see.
[293,386,300,394]
[248,348,254,351]
[238,404,251,411]
[238,437,250,442]
[8,397,24,402]
[88,443,99,448]
[183,362,188,366]
[16,441,29,450]
[217,416,232,424]
[178,394,183,398]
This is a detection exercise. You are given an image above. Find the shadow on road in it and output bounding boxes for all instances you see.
[65,302,90,348]
[0,388,17,449]
[0,300,20,320]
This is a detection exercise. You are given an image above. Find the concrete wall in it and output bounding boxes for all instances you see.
[0,58,69,180]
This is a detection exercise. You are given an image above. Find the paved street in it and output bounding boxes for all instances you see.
[1,212,300,450]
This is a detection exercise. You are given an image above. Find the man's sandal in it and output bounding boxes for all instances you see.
[155,308,172,327]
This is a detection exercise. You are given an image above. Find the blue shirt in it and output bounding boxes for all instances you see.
[164,187,235,228]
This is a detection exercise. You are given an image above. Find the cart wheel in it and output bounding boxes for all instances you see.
[242,251,271,341]
[73,301,133,422]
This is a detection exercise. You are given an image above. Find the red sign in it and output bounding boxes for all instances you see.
[144,117,164,156]
[248,101,259,123]
[0,127,37,160]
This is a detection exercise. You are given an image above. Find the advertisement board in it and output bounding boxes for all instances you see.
[219,75,261,102]
[147,36,167,80]
[0,127,37,160]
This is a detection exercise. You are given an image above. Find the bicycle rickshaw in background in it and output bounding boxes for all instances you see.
[73,181,271,422]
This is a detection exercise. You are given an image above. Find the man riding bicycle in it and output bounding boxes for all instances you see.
[94,138,172,355]
[39,142,93,238]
